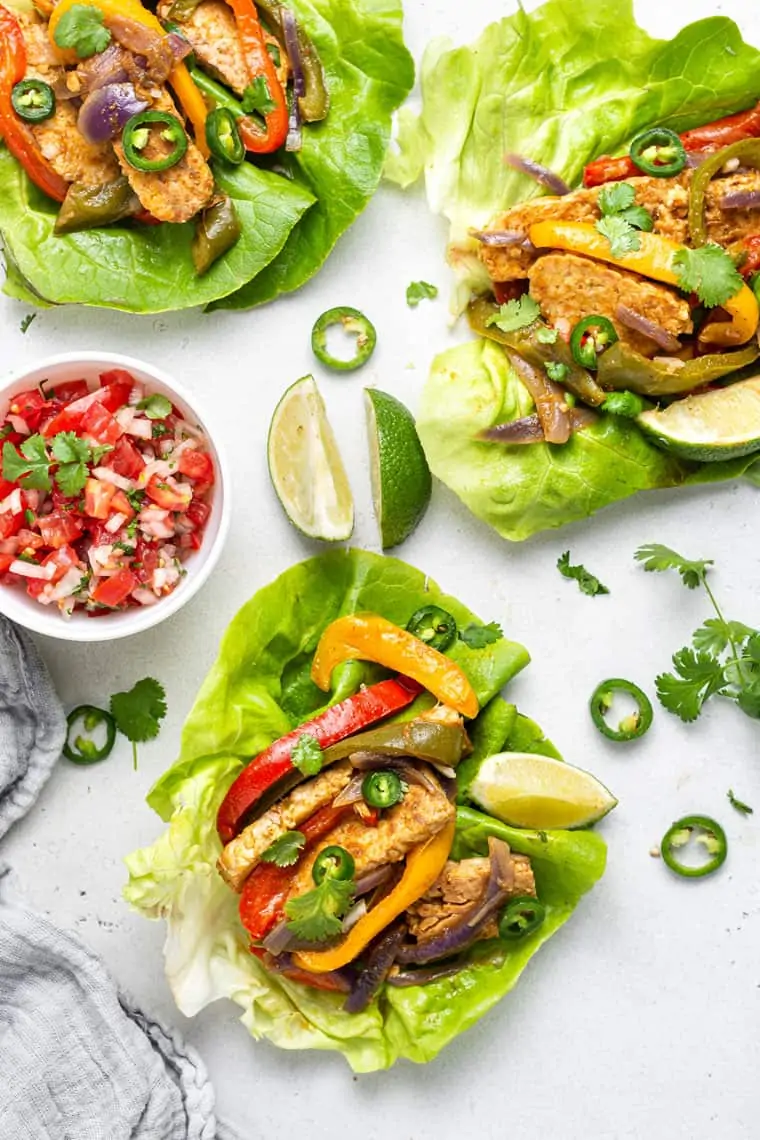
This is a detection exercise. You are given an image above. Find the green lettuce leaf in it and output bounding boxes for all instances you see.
[125,550,605,1070]
[210,0,414,310]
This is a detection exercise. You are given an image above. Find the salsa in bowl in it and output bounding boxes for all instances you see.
[0,352,229,641]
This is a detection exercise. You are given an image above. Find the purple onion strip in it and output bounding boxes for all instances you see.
[78,82,149,145]
[282,8,304,152]
[477,414,546,445]
[720,189,760,210]
[615,304,682,352]
[387,962,464,987]
[504,153,571,196]
[354,865,393,897]
[470,228,525,247]
[344,922,406,1014]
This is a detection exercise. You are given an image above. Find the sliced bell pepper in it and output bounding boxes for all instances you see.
[216,675,422,844]
[223,0,288,154]
[47,0,209,157]
[311,614,480,720]
[0,5,70,202]
[687,139,760,248]
[293,819,457,973]
[528,220,759,348]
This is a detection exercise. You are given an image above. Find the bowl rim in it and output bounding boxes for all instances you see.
[0,349,231,643]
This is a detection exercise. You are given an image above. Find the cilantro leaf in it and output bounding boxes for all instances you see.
[137,394,172,421]
[597,182,635,216]
[55,461,89,497]
[51,432,90,465]
[484,294,540,333]
[672,243,743,308]
[291,732,323,776]
[406,281,439,308]
[634,544,712,589]
[601,390,646,418]
[2,434,51,491]
[595,215,641,258]
[728,789,753,816]
[284,877,355,942]
[619,205,654,232]
[110,677,167,769]
[19,313,36,334]
[241,76,276,115]
[54,4,111,58]
[261,830,306,868]
[535,325,558,344]
[545,361,568,383]
[656,649,726,722]
[458,621,503,649]
[692,619,756,656]
[557,550,610,597]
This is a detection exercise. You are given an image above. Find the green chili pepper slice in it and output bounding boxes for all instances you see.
[122,110,188,173]
[406,605,457,652]
[312,844,356,885]
[661,815,727,879]
[688,138,760,247]
[311,306,377,372]
[629,127,687,178]
[11,78,56,122]
[63,705,116,765]
[570,315,619,370]
[498,896,546,940]
[205,107,244,165]
[590,678,653,742]
[362,770,406,810]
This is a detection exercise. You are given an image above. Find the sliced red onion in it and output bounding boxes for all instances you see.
[282,8,304,152]
[387,962,464,987]
[615,304,682,352]
[262,918,295,957]
[76,43,129,93]
[341,900,367,933]
[344,922,406,1014]
[106,15,176,83]
[78,83,149,145]
[165,31,193,62]
[348,753,440,795]
[470,228,525,247]
[719,189,760,210]
[507,352,572,445]
[505,153,570,196]
[478,414,545,444]
[354,865,393,897]
[332,773,365,808]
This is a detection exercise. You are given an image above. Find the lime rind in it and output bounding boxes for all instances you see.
[637,376,760,461]
[364,388,432,548]
[469,751,617,830]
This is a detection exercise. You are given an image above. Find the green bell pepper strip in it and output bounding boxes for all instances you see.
[63,705,116,764]
[498,896,546,940]
[570,315,619,370]
[311,307,377,372]
[322,720,467,770]
[590,678,653,742]
[688,138,760,247]
[312,845,355,884]
[596,340,759,397]
[189,66,247,122]
[362,770,406,809]
[254,0,329,122]
[406,605,457,652]
[122,110,188,173]
[11,78,55,122]
[468,298,607,407]
[205,107,244,164]
[661,815,727,878]
[629,127,687,177]
[54,176,139,234]
[191,195,241,276]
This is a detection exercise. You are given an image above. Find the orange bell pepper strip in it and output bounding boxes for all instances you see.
[48,0,209,158]
[0,5,70,202]
[293,819,456,974]
[528,220,760,349]
[225,0,288,154]
[310,614,480,720]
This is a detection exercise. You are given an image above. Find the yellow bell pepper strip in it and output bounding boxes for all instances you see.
[528,220,759,349]
[310,614,480,720]
[293,819,456,973]
[48,0,209,157]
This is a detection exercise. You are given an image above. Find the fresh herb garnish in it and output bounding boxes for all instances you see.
[24,508,35,527]
[109,677,167,770]
[728,789,753,816]
[601,390,646,418]
[266,41,281,67]
[261,830,307,867]
[557,551,610,596]
[51,431,92,496]
[2,430,109,497]
[137,394,172,420]
[596,215,641,258]
[535,325,559,344]
[2,434,51,491]
[284,876,355,942]
[53,4,111,58]
[241,75,276,115]
[406,280,439,308]
[458,621,503,649]
[19,313,36,334]
[290,732,323,776]
[672,243,744,308]
[485,294,541,333]
[126,488,146,511]
[545,361,568,383]
[598,182,636,216]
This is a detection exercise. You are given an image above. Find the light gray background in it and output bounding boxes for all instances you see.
[2,1,760,1136]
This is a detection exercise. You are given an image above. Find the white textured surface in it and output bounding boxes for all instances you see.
[3,1,760,1136]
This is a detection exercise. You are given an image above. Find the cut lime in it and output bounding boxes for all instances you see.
[365,388,432,549]
[637,376,760,461]
[469,752,617,830]
[268,375,354,541]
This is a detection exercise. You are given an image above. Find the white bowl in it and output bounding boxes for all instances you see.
[0,351,230,642]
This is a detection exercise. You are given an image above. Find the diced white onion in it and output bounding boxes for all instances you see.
[105,512,127,534]
[48,566,84,601]
[88,544,114,571]
[138,459,172,485]
[91,466,134,491]
[0,488,23,515]
[132,586,160,606]
[126,418,152,441]
[173,419,205,441]
[128,383,146,407]
[116,406,135,431]
[7,414,30,435]
[9,559,56,580]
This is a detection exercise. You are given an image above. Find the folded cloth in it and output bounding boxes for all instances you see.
[0,616,66,840]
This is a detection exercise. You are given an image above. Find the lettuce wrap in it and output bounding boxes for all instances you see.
[387,0,760,540]
[124,550,607,1072]
[0,0,413,313]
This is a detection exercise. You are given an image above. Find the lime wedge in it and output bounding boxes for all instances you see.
[365,388,432,549]
[268,375,354,541]
[470,752,617,830]
[637,375,760,461]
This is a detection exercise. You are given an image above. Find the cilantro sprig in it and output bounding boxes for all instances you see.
[485,294,540,333]
[406,281,439,308]
[261,830,306,868]
[727,789,753,817]
[291,733,323,776]
[672,244,744,308]
[53,4,111,58]
[284,877,355,942]
[110,678,167,769]
[595,181,653,258]
[557,551,610,597]
[2,431,112,497]
[596,215,641,258]
[242,76,276,115]
[458,621,503,649]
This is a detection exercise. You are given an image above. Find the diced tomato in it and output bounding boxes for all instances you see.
[133,541,160,584]
[41,385,125,438]
[98,371,136,410]
[42,544,80,583]
[26,577,48,599]
[0,553,14,574]
[8,390,47,433]
[80,401,123,446]
[84,478,116,520]
[146,475,191,511]
[37,511,83,549]
[48,380,89,404]
[109,489,136,521]
[107,437,145,480]
[177,450,214,484]
[15,528,44,551]
[740,235,760,279]
[0,507,23,542]
[184,498,211,531]
[41,407,84,438]
[91,567,138,607]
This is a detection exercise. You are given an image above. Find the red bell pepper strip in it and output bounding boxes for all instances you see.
[238,803,352,940]
[224,0,288,154]
[217,675,421,844]
[583,100,760,188]
[740,234,760,279]
[0,5,70,203]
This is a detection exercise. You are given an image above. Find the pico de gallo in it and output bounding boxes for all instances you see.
[0,368,214,617]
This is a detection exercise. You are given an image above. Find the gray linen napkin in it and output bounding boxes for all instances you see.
[0,617,240,1139]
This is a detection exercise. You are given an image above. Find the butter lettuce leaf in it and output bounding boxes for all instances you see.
[125,551,605,1071]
